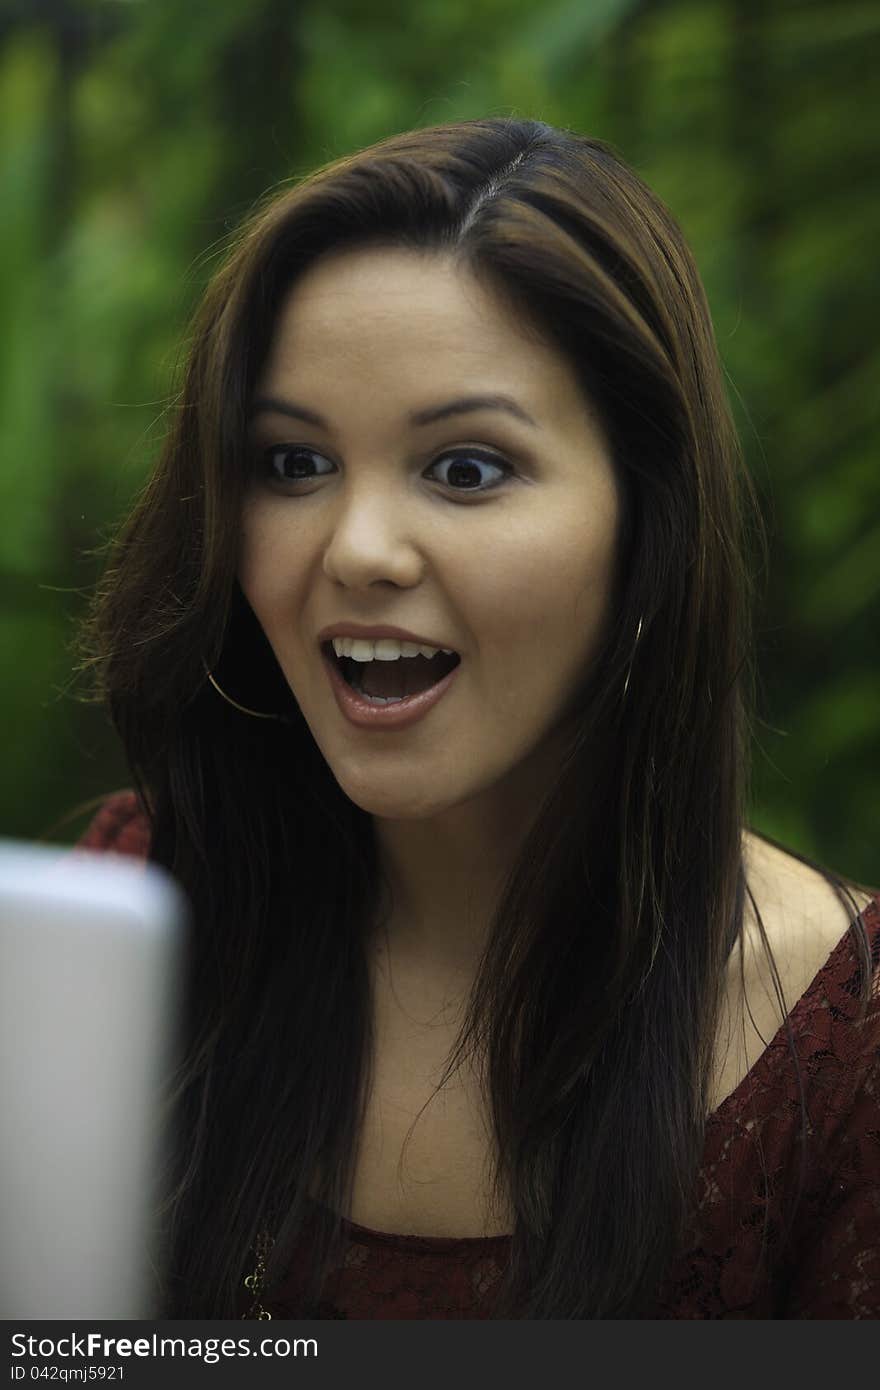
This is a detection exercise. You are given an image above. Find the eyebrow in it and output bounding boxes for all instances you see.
[248,392,539,430]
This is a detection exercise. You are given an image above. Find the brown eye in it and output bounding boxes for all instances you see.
[258,446,335,483]
[426,452,512,493]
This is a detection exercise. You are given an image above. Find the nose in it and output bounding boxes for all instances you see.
[321,487,425,590]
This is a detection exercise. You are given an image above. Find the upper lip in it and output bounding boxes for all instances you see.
[317,622,458,652]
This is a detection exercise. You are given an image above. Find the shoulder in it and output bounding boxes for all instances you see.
[710,831,878,1112]
[740,830,876,996]
[75,789,152,860]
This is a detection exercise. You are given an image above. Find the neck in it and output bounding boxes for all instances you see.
[369,737,567,982]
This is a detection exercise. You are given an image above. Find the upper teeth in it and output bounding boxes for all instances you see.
[331,637,453,662]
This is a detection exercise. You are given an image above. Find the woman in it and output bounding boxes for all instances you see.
[75,117,879,1319]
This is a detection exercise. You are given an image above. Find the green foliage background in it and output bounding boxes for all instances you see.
[2,0,877,884]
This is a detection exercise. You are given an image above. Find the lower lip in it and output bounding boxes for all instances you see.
[322,648,462,731]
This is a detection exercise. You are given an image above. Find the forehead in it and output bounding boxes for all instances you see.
[257,247,595,433]
[271,246,528,341]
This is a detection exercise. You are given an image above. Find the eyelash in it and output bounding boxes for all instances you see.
[253,445,515,498]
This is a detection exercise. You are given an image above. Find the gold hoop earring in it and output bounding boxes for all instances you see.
[203,660,283,721]
[622,614,644,700]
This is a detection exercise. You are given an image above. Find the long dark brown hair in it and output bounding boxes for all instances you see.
[74,117,875,1318]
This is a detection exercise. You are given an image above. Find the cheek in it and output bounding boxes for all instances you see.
[237,506,298,619]
[474,519,616,649]
[465,523,616,730]
[237,501,264,587]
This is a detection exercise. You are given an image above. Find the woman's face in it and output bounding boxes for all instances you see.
[239,247,621,823]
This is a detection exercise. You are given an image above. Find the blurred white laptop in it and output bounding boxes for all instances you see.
[0,837,186,1319]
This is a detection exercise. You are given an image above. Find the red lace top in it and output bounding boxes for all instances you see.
[77,790,880,1318]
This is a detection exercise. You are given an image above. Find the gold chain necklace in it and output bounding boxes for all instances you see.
[240,1230,274,1319]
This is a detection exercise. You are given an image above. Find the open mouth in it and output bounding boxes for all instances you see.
[322,642,461,704]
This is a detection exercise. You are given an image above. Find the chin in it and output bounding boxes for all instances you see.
[325,762,461,822]
[336,781,451,821]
